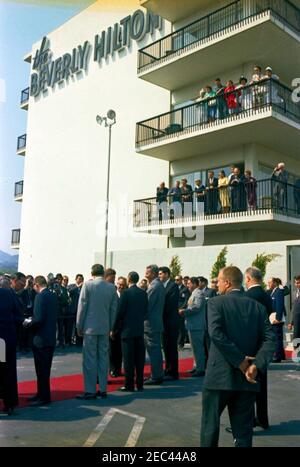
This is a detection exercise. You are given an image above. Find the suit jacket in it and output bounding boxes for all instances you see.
[246,286,273,316]
[31,288,59,348]
[184,288,207,331]
[69,284,83,316]
[178,284,190,309]
[204,290,276,392]
[269,287,286,321]
[113,285,148,339]
[201,287,217,299]
[145,277,166,333]
[291,291,300,339]
[76,277,118,335]
[156,187,169,203]
[163,280,180,332]
[0,289,22,348]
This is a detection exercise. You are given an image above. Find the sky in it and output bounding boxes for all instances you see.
[0,0,94,254]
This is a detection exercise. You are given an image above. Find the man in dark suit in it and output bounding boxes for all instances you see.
[159,267,180,381]
[68,274,84,346]
[112,272,148,392]
[267,277,286,362]
[198,277,217,299]
[25,276,59,406]
[176,275,190,349]
[288,275,300,348]
[245,267,273,429]
[200,266,275,447]
[156,182,169,222]
[0,287,23,414]
[206,171,218,214]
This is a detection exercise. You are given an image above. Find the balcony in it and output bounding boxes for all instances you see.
[140,0,214,23]
[138,0,300,90]
[136,79,300,161]
[11,229,20,250]
[20,87,29,110]
[133,179,300,243]
[17,134,26,156]
[14,181,23,202]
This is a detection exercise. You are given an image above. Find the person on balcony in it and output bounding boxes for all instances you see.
[250,65,264,109]
[224,80,239,115]
[214,78,228,120]
[206,171,219,214]
[218,170,230,213]
[168,180,182,219]
[204,86,217,123]
[194,179,206,215]
[294,178,300,215]
[156,182,169,222]
[181,178,193,217]
[244,170,257,210]
[262,67,281,106]
[195,88,207,124]
[271,163,289,212]
[236,76,251,111]
[229,167,247,212]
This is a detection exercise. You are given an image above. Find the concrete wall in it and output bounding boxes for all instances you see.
[19,0,171,277]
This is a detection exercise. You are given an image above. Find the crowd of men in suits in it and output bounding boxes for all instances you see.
[0,265,300,447]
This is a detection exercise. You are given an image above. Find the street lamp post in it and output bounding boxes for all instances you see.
[96,110,116,269]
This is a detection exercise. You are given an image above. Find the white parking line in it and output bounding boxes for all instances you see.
[84,408,146,448]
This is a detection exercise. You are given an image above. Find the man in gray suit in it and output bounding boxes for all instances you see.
[76,264,118,400]
[179,277,207,377]
[144,265,166,385]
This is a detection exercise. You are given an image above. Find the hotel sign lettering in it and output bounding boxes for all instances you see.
[30,10,163,98]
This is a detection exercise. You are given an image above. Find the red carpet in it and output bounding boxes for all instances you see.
[16,358,195,408]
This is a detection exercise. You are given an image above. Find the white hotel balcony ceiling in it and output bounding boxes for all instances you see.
[140,0,220,23]
[138,1,300,90]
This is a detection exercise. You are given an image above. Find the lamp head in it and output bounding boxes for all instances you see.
[107,109,116,120]
[96,115,104,125]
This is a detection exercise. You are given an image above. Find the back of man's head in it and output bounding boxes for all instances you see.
[128,271,139,284]
[245,267,262,283]
[221,266,243,289]
[34,276,47,288]
[91,264,104,277]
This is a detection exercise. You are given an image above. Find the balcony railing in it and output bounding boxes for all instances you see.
[17,134,26,152]
[138,0,300,71]
[134,179,300,229]
[11,229,21,247]
[14,180,24,198]
[20,87,29,105]
[136,79,300,148]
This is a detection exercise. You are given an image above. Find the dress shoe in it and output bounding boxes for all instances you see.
[144,378,164,385]
[192,371,205,377]
[272,359,282,363]
[27,395,39,402]
[254,418,269,430]
[3,407,14,416]
[225,426,233,434]
[163,375,179,381]
[29,399,51,407]
[186,368,196,374]
[96,391,107,399]
[110,371,122,378]
[76,393,97,400]
[118,386,134,392]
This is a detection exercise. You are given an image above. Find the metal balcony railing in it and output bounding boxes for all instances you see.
[134,179,300,229]
[11,229,21,247]
[20,87,29,105]
[138,0,300,71]
[14,181,24,198]
[17,134,26,151]
[136,79,300,147]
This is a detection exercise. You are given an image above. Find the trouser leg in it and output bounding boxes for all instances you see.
[144,331,163,380]
[228,391,256,447]
[82,335,98,394]
[200,389,228,447]
[97,335,109,393]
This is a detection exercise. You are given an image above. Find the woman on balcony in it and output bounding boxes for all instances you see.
[204,86,217,123]
[244,170,257,210]
[224,80,239,115]
[218,171,230,213]
[195,88,207,125]
[236,76,251,111]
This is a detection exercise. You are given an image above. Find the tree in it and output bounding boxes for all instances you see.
[210,247,228,280]
[252,253,281,288]
[169,255,182,281]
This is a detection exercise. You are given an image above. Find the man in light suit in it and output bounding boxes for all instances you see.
[76,264,118,400]
[200,267,275,447]
[198,276,217,298]
[144,264,166,385]
[179,277,207,377]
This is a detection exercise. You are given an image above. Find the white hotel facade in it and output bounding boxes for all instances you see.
[13,0,300,298]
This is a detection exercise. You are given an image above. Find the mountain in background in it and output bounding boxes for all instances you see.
[0,250,19,273]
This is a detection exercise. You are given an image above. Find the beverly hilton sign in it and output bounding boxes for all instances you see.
[30,10,163,98]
